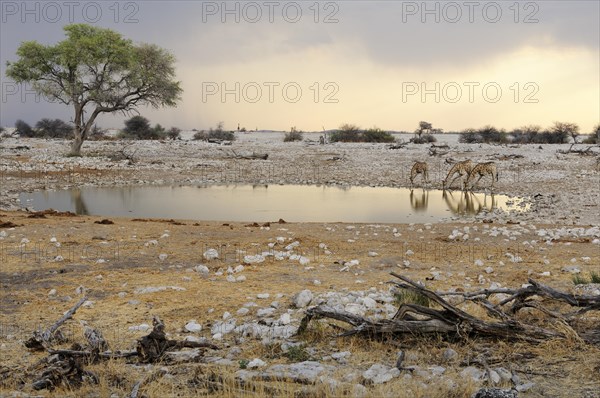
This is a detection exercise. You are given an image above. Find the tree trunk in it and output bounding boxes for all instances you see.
[70,133,84,156]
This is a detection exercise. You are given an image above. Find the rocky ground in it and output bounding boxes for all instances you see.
[0,134,599,397]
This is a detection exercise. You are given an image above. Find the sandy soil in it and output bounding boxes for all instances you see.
[0,134,599,397]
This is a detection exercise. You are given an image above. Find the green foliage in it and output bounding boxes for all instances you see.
[193,122,235,141]
[238,359,249,369]
[35,118,72,138]
[572,272,600,285]
[285,345,311,362]
[394,289,430,307]
[6,23,182,154]
[284,127,303,142]
[573,274,589,285]
[15,120,35,137]
[330,123,362,142]
[410,134,437,144]
[363,127,396,143]
[330,124,395,143]
[120,116,151,139]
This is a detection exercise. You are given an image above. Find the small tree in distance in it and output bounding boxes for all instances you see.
[6,23,182,155]
[284,127,303,142]
[15,120,35,137]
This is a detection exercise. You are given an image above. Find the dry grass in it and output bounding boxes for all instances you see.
[0,211,599,397]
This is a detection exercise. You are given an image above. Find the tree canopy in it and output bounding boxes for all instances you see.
[6,23,182,155]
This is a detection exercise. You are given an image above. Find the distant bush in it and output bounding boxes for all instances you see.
[88,125,110,141]
[363,127,395,143]
[119,116,168,140]
[284,127,303,142]
[193,130,208,140]
[459,126,507,144]
[193,122,235,141]
[35,118,72,138]
[15,120,35,137]
[330,123,362,142]
[410,134,437,144]
[510,124,573,144]
[167,127,181,140]
[582,135,598,144]
[459,129,480,143]
[330,124,395,143]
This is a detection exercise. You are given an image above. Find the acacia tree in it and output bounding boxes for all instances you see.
[6,24,182,155]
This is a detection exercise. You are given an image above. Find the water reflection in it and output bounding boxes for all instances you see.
[409,189,429,213]
[442,190,498,215]
[20,184,527,223]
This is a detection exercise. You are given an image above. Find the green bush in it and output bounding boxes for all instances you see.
[330,124,395,143]
[35,118,73,138]
[363,127,395,143]
[330,123,362,142]
[194,122,235,141]
[410,134,437,144]
[285,345,311,362]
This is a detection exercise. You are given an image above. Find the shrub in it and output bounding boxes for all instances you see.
[193,122,235,141]
[35,118,72,138]
[363,127,395,143]
[284,127,303,142]
[15,120,35,137]
[479,126,508,143]
[459,129,480,143]
[167,127,181,140]
[193,130,208,140]
[572,272,600,285]
[285,345,311,362]
[410,134,437,144]
[88,125,110,141]
[330,123,362,142]
[330,124,395,143]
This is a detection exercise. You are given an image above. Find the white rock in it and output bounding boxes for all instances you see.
[279,313,291,325]
[194,264,210,275]
[362,363,400,384]
[48,289,57,296]
[158,253,168,261]
[293,290,313,308]
[247,358,267,368]
[185,321,202,333]
[368,251,378,257]
[244,254,265,264]
[257,293,270,299]
[203,248,219,260]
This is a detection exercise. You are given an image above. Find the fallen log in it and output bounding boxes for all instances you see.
[230,149,268,160]
[556,144,599,156]
[298,274,600,344]
[136,316,219,363]
[25,297,87,351]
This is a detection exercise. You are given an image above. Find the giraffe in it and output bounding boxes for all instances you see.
[409,161,429,189]
[442,159,473,190]
[464,162,498,190]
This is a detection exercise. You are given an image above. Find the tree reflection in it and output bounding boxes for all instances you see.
[70,188,89,215]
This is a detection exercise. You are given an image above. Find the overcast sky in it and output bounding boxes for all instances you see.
[1,0,599,132]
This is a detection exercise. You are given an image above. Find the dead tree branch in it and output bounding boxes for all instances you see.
[298,274,600,345]
[25,297,87,351]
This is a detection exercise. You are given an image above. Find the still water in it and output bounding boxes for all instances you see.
[19,184,528,223]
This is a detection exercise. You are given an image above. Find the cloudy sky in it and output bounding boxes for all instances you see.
[1,1,598,133]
